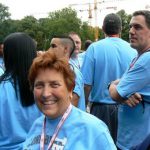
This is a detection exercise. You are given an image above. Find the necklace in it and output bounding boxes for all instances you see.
[40,104,72,150]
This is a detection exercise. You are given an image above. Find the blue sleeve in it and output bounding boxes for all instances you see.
[73,67,84,97]
[81,45,94,85]
[117,53,150,98]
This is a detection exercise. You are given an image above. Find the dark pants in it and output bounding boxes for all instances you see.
[90,102,118,143]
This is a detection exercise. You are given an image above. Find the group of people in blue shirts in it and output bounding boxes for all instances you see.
[0,10,150,150]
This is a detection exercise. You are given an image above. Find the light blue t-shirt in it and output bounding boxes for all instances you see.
[0,78,42,149]
[69,57,82,70]
[116,52,150,150]
[78,51,86,69]
[23,106,117,150]
[0,57,4,75]
[0,57,3,66]
[0,67,4,76]
[71,65,85,111]
[81,37,137,104]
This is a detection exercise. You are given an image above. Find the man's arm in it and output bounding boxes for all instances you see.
[109,80,123,103]
[84,84,92,106]
[109,79,142,107]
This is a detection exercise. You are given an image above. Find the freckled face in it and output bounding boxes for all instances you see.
[33,68,72,119]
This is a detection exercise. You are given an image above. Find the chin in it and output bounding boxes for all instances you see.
[44,111,58,119]
[130,43,136,49]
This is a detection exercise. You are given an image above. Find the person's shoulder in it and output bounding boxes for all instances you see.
[138,51,150,65]
[33,115,44,125]
[72,106,108,130]
[0,78,12,89]
[143,51,150,58]
[28,115,44,134]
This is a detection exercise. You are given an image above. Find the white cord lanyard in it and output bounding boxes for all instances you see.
[40,104,72,150]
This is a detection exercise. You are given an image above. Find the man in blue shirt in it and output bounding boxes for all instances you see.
[81,13,136,143]
[50,36,85,111]
[109,10,150,150]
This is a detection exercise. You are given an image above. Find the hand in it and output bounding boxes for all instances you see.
[113,79,120,85]
[124,93,142,107]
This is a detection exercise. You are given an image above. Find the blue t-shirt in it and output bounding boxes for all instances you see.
[0,57,3,66]
[69,57,82,70]
[71,64,86,111]
[0,78,42,149]
[0,67,4,76]
[116,52,150,149]
[78,51,86,69]
[81,37,137,104]
[23,106,117,150]
[0,57,4,75]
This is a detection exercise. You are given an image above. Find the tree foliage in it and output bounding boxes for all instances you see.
[0,3,11,41]
[0,3,132,49]
[117,9,132,41]
[0,3,10,23]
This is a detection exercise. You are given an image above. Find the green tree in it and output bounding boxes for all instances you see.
[18,16,38,38]
[48,7,82,38]
[18,16,46,49]
[0,3,10,23]
[0,3,11,41]
[117,9,132,41]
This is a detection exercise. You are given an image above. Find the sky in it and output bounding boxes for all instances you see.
[1,0,150,27]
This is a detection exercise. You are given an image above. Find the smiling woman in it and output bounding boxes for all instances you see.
[23,51,117,150]
[29,51,75,119]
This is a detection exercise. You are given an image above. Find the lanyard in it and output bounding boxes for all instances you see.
[129,56,139,70]
[40,104,72,150]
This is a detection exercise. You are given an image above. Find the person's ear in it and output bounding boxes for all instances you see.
[68,93,73,101]
[64,47,68,55]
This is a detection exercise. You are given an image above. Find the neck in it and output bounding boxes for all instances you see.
[108,34,120,37]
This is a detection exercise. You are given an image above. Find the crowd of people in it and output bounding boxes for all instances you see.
[0,10,150,150]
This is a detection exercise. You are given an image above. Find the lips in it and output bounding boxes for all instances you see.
[41,100,58,105]
[130,36,137,42]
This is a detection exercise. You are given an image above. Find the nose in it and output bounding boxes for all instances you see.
[42,86,51,100]
[129,26,135,35]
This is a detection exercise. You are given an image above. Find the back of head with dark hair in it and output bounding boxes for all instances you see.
[132,10,150,29]
[0,32,37,107]
[102,13,122,35]
[84,40,92,50]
